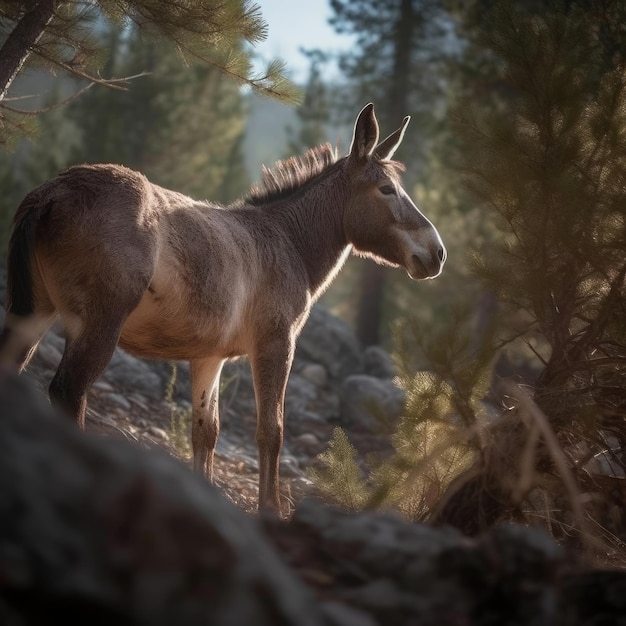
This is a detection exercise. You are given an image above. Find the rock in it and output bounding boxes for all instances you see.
[300,363,328,388]
[296,305,364,381]
[147,426,169,441]
[128,394,150,412]
[294,433,320,447]
[280,455,302,477]
[363,346,396,379]
[93,379,115,393]
[104,349,164,401]
[263,500,626,626]
[339,375,405,432]
[322,602,378,626]
[102,391,132,411]
[0,373,623,626]
[286,373,319,414]
[220,360,254,411]
[0,374,325,626]
[34,337,62,368]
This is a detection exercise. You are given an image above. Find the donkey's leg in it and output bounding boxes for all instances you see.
[250,335,295,513]
[190,356,224,482]
[49,316,129,429]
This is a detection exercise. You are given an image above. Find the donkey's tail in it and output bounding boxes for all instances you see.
[5,192,45,317]
[0,191,51,368]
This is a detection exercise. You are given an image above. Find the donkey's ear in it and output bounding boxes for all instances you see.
[374,115,410,160]
[349,103,379,161]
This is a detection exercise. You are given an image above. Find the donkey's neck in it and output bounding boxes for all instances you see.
[273,169,351,300]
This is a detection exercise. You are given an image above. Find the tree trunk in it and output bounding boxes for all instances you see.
[355,263,388,346]
[0,1,56,102]
[355,0,416,346]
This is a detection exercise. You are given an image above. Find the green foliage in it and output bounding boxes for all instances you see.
[394,306,496,426]
[0,90,83,250]
[397,0,626,542]
[329,0,453,176]
[0,0,298,136]
[458,1,626,432]
[164,362,192,459]
[311,306,492,520]
[285,51,331,156]
[67,24,252,203]
[308,427,371,511]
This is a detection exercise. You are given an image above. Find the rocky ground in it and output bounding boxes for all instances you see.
[17,299,404,517]
[1,369,625,625]
[2,273,626,624]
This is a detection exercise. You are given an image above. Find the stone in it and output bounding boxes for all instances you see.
[296,305,364,381]
[300,363,328,387]
[34,338,62,368]
[263,500,626,626]
[102,392,132,411]
[93,379,115,393]
[104,349,164,401]
[363,345,397,379]
[339,375,405,432]
[148,426,169,441]
[322,601,379,626]
[0,374,325,626]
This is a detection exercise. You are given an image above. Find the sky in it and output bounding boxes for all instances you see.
[251,0,354,83]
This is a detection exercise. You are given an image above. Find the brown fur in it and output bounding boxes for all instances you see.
[0,104,446,513]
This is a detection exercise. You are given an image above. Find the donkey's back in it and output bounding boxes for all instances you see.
[11,163,292,364]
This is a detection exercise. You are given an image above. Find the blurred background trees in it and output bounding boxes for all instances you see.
[2,0,624,559]
[327,0,455,346]
[313,0,626,559]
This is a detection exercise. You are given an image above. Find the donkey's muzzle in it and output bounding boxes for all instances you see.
[409,246,446,280]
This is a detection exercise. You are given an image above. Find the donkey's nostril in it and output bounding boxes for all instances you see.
[437,247,445,262]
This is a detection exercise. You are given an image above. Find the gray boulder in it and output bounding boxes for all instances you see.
[339,375,405,432]
[363,345,397,380]
[0,374,325,626]
[104,347,164,401]
[295,305,364,381]
[263,500,626,626]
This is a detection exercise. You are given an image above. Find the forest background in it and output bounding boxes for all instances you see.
[1,0,625,563]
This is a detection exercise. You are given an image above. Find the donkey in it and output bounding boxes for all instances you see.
[0,103,445,512]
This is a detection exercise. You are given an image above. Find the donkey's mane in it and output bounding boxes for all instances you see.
[245,142,340,206]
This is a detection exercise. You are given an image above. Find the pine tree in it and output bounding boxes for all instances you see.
[460,1,626,429]
[67,23,251,203]
[310,307,490,521]
[0,0,299,143]
[433,0,626,541]
[313,2,626,551]
[0,85,81,248]
[284,50,331,156]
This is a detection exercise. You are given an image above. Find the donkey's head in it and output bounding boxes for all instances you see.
[343,103,446,280]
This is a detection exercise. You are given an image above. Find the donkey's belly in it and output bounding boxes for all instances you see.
[119,285,247,361]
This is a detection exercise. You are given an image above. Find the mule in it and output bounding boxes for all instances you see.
[0,103,446,512]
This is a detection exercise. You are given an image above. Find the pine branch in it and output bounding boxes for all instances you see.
[33,47,148,90]
[565,261,626,363]
[0,71,149,115]
[170,41,300,104]
[505,382,601,556]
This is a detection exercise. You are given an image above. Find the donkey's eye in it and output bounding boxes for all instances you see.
[379,185,396,196]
